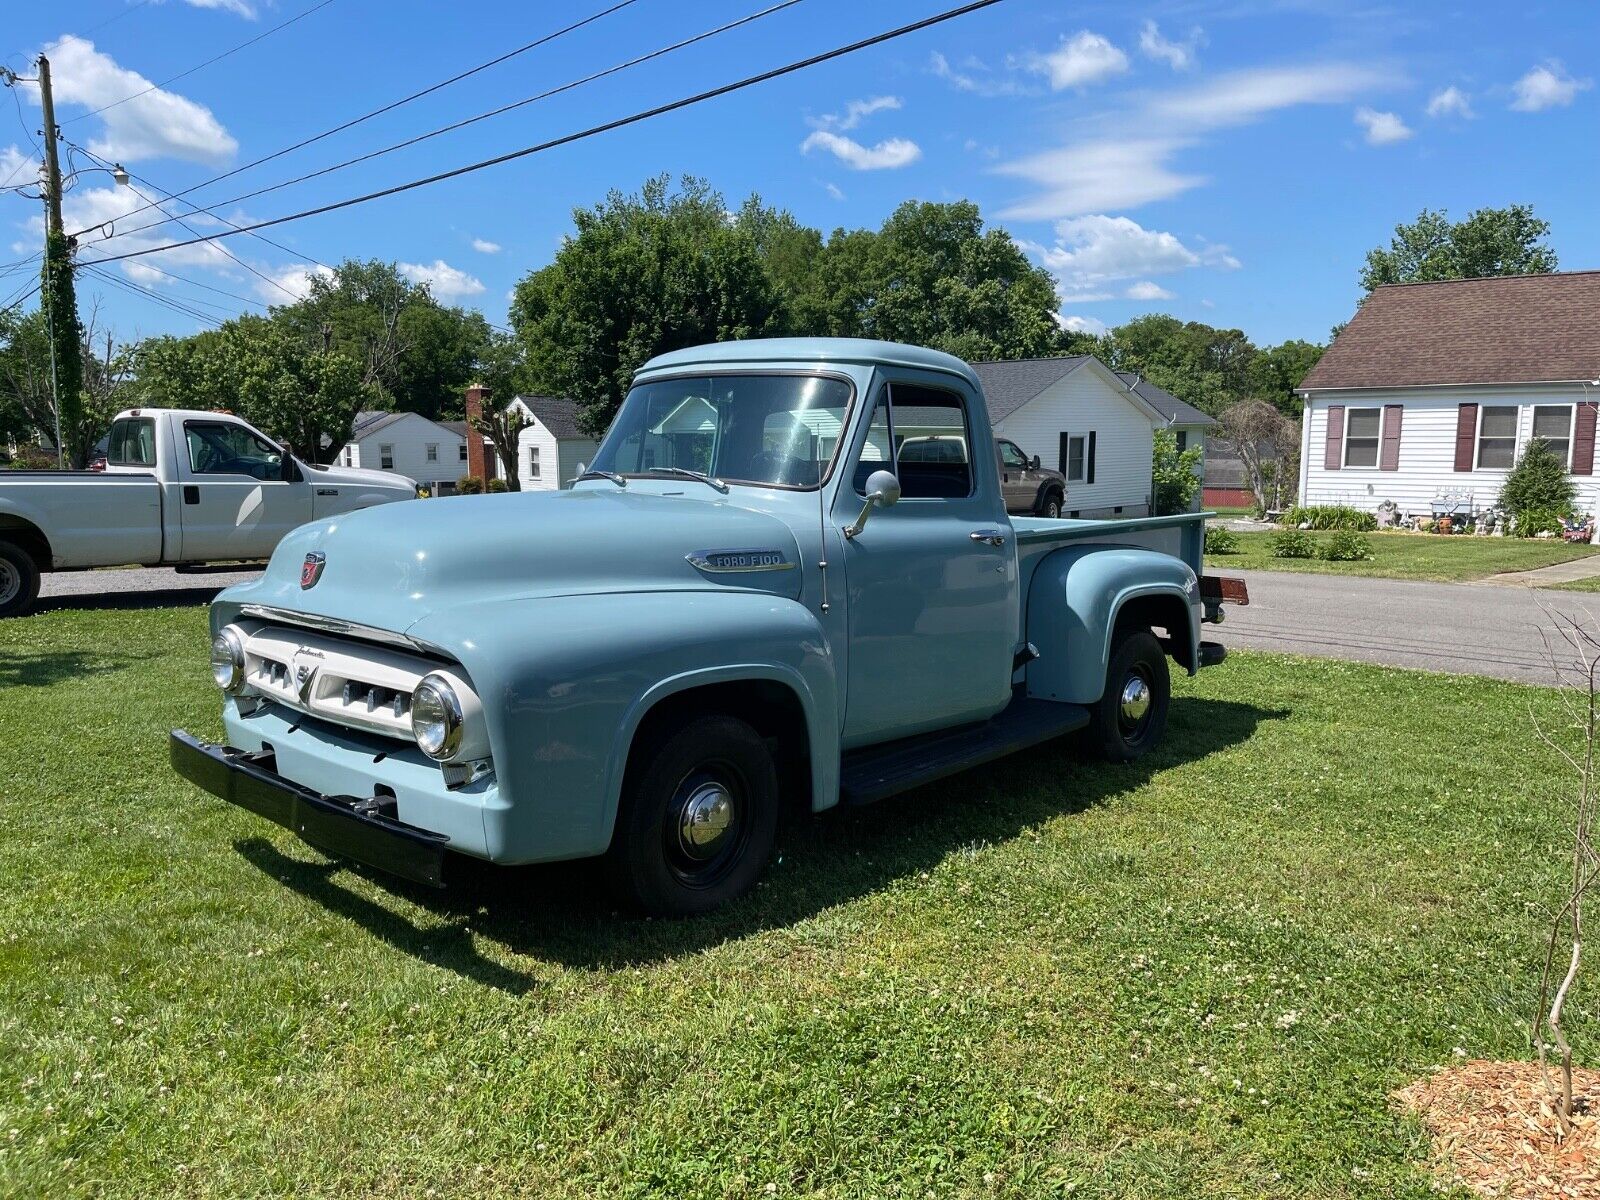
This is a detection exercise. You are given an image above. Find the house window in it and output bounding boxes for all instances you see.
[1066,435,1086,482]
[459,442,468,462]
[1343,408,1380,467]
[1476,406,1517,469]
[380,444,394,470]
[343,447,353,466]
[1532,404,1574,467]
[1175,430,1188,452]
[528,446,541,478]
[426,443,438,463]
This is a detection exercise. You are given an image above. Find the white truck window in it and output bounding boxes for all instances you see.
[107,417,156,467]
[185,421,284,481]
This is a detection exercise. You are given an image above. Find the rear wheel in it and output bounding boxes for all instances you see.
[1089,629,1169,762]
[0,540,40,619]
[606,714,779,916]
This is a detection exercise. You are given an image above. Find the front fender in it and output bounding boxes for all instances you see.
[1024,545,1200,705]
[406,591,838,863]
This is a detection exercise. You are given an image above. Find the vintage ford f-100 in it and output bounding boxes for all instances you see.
[171,338,1244,914]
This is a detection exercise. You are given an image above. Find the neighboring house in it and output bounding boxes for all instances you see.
[971,356,1217,517]
[337,410,464,494]
[1298,271,1600,516]
[461,386,597,491]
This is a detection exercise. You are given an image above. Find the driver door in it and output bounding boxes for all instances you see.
[176,418,312,561]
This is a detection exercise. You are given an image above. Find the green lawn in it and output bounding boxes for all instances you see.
[1,606,1585,1197]
[1207,528,1600,582]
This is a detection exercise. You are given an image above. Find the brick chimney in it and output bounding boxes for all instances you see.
[465,382,490,480]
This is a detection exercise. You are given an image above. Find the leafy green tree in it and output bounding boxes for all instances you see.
[228,318,370,461]
[1105,314,1257,416]
[1151,428,1203,515]
[1249,338,1325,416]
[1499,438,1576,518]
[0,308,55,446]
[511,176,785,436]
[1360,205,1558,291]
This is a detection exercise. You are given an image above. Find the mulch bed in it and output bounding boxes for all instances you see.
[1395,1059,1600,1198]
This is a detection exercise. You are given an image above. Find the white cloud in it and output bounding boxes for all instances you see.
[1354,106,1412,144]
[1139,21,1202,71]
[0,145,38,189]
[800,130,921,170]
[398,259,485,299]
[1425,85,1473,119]
[255,262,333,302]
[928,51,1027,98]
[1028,31,1128,90]
[174,0,259,16]
[1054,313,1107,336]
[1023,214,1238,302]
[470,237,501,254]
[996,62,1390,219]
[1125,280,1175,300]
[824,181,844,201]
[1510,61,1591,112]
[817,95,901,131]
[21,36,236,165]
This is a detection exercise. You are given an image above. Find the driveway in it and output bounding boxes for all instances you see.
[35,565,263,613]
[1211,569,1600,685]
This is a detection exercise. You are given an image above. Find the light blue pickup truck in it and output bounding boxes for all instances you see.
[172,339,1244,914]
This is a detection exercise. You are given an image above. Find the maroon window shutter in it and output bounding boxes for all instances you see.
[1574,402,1598,476]
[1380,404,1403,471]
[1323,405,1344,471]
[1453,404,1478,472]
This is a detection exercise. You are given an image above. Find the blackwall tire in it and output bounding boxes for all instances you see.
[0,541,40,619]
[1090,629,1170,762]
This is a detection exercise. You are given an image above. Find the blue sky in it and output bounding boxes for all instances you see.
[3,0,1596,349]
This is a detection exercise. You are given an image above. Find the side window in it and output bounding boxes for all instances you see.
[425,443,438,463]
[185,421,282,480]
[1000,441,1028,470]
[1065,435,1086,482]
[380,444,395,470]
[856,382,973,499]
[107,418,156,467]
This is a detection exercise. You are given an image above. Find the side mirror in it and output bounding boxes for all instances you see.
[575,461,588,477]
[844,469,901,539]
[1031,454,1041,471]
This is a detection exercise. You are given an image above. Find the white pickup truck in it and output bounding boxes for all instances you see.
[0,408,418,617]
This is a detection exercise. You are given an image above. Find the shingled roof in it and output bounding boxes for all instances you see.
[515,395,588,441]
[969,356,1215,426]
[1300,271,1600,391]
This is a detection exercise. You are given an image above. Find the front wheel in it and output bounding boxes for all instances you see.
[606,714,779,916]
[0,540,41,619]
[1089,629,1170,762]
[1039,492,1063,519]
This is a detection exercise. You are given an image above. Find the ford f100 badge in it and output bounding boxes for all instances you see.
[686,549,795,573]
[300,551,326,589]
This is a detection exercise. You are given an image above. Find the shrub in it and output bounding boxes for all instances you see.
[1499,439,1575,518]
[1151,429,1203,515]
[1320,530,1373,561]
[1282,505,1377,531]
[1204,526,1239,555]
[1270,530,1316,559]
[1513,507,1566,538]
[456,476,484,494]
[486,478,509,493]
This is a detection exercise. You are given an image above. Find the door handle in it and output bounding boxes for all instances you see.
[970,528,1008,546]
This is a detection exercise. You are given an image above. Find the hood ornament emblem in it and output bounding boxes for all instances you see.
[300,551,326,589]
[686,549,794,573]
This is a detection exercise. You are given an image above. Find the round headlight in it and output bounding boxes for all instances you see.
[210,625,245,693]
[411,675,463,760]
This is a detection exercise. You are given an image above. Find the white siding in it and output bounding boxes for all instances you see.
[514,416,598,491]
[994,364,1155,517]
[1300,384,1600,517]
[345,413,463,492]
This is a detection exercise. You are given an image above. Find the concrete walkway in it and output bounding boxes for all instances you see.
[1482,552,1600,588]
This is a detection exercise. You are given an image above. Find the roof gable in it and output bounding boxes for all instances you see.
[512,395,588,441]
[1301,270,1600,391]
[969,356,1092,421]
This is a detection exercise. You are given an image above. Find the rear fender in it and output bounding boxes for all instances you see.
[1024,544,1200,704]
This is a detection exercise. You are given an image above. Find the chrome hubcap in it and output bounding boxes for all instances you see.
[1119,674,1152,729]
[676,781,736,861]
[0,560,18,606]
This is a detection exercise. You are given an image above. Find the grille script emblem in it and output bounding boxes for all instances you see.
[300,551,326,589]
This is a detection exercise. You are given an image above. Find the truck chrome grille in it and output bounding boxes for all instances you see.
[235,622,438,742]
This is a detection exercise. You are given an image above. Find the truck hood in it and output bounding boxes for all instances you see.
[300,462,415,493]
[223,488,804,634]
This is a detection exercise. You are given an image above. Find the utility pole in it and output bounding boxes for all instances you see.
[35,54,82,469]
[37,56,64,238]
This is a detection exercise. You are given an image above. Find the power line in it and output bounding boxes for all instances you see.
[87,0,807,247]
[82,264,226,326]
[88,0,1008,268]
[0,280,41,319]
[77,0,158,40]
[77,252,265,311]
[86,0,643,233]
[64,0,337,124]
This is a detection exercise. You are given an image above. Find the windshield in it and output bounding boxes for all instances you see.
[590,374,854,489]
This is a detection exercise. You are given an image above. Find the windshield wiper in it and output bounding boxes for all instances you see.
[643,466,729,494]
[576,468,626,488]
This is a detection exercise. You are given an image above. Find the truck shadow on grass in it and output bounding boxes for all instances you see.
[233,695,1283,991]
[33,586,238,614]
[0,646,159,688]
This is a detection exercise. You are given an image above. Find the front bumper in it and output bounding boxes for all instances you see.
[170,730,450,887]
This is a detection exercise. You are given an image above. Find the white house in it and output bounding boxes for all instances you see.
[508,396,600,491]
[971,356,1217,517]
[1298,272,1600,518]
[338,410,465,494]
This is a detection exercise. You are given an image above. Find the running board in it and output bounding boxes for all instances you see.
[839,697,1091,806]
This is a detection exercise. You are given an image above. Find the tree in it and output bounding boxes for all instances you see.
[468,393,528,490]
[227,317,370,461]
[0,308,56,446]
[1217,399,1300,512]
[1360,205,1558,291]
[1499,439,1576,519]
[1151,429,1203,515]
[1105,314,1258,416]
[42,229,89,465]
[1249,339,1325,416]
[511,176,785,436]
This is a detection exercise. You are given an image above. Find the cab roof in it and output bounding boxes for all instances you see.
[636,338,980,390]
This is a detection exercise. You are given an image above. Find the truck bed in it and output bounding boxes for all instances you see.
[1012,511,1208,594]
